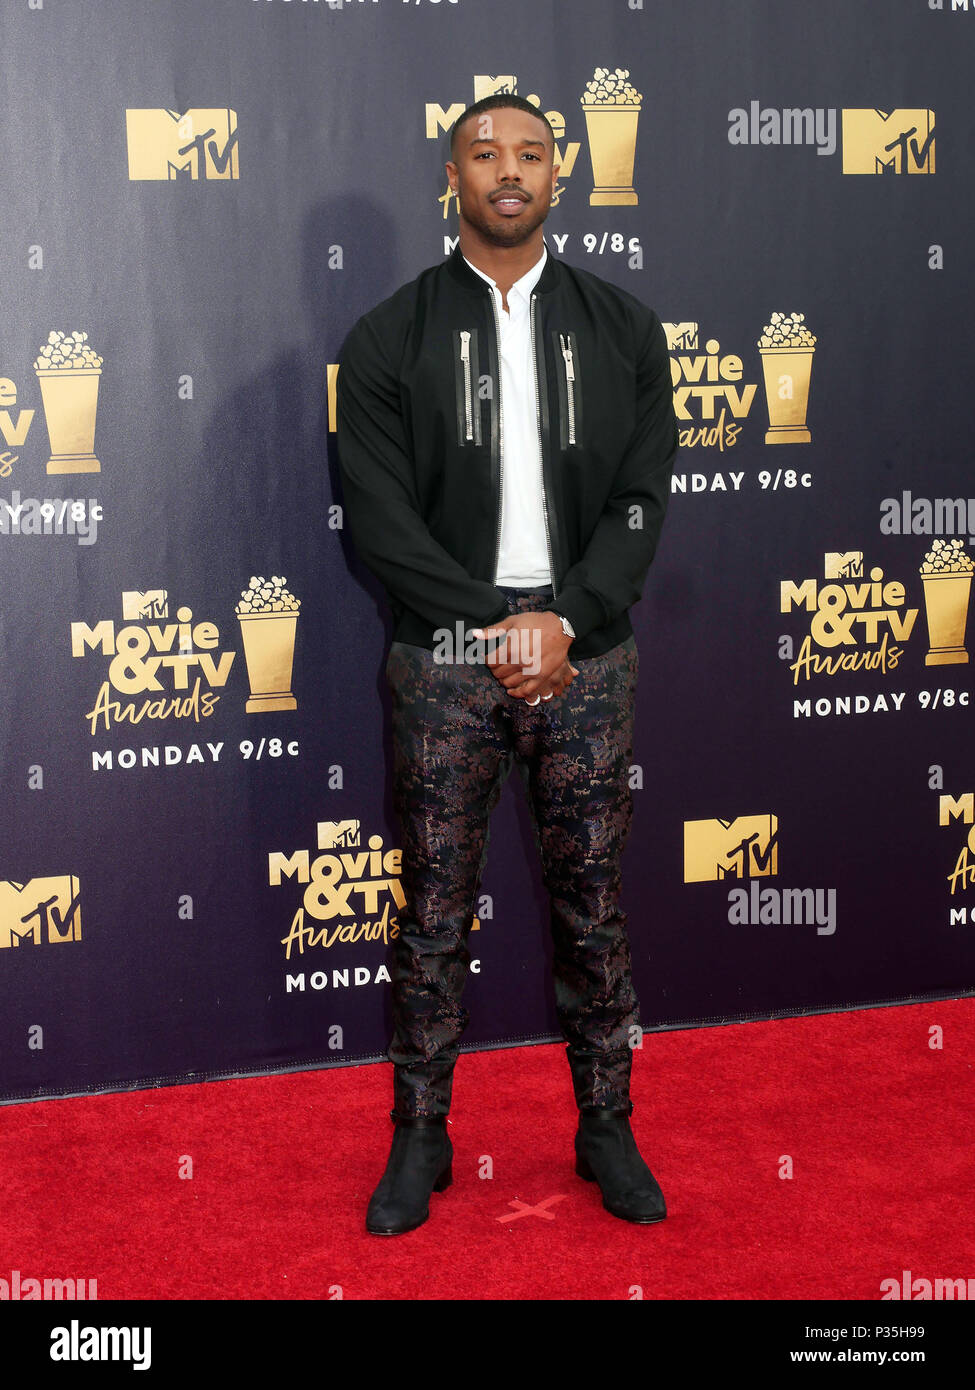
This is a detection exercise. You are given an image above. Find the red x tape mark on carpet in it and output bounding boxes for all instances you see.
[497,1195,567,1223]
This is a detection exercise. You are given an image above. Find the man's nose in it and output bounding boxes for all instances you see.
[496,155,522,183]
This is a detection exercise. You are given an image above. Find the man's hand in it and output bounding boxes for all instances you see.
[472,611,579,702]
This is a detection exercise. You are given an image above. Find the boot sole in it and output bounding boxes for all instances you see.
[365,1164,452,1236]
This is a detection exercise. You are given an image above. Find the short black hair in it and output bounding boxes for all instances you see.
[449,94,555,160]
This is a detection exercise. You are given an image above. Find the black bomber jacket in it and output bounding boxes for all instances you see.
[335,244,678,658]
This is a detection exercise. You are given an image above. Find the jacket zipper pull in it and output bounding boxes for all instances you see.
[459,330,473,441]
[559,333,576,445]
[559,333,575,382]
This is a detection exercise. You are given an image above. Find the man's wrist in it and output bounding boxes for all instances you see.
[547,611,575,641]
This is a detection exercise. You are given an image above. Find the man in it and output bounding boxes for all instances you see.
[336,94,678,1235]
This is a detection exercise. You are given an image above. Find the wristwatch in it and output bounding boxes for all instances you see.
[553,613,575,640]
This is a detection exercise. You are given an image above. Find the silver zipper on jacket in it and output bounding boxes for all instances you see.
[531,294,558,598]
[559,332,577,446]
[459,330,474,442]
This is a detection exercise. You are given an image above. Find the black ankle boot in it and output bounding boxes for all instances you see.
[365,1112,453,1235]
[575,1104,666,1224]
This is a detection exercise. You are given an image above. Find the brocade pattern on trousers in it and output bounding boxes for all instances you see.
[384,587,641,1116]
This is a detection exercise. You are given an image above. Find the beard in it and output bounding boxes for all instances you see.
[457,186,551,246]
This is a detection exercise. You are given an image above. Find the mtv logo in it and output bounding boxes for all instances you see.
[663,323,699,351]
[473,76,517,101]
[317,820,360,850]
[824,552,863,580]
[0,876,82,949]
[841,109,936,175]
[122,590,168,621]
[683,816,778,883]
[125,109,239,181]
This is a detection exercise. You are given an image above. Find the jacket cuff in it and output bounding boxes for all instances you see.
[547,587,606,644]
[481,600,509,628]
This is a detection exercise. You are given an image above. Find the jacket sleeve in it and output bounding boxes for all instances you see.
[547,311,678,643]
[335,315,509,632]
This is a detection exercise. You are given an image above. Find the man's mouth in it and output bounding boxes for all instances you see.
[491,191,529,215]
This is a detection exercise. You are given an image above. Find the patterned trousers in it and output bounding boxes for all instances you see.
[384,587,641,1116]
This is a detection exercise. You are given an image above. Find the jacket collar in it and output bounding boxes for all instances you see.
[446,242,560,297]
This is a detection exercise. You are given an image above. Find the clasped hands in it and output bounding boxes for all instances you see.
[471,611,579,703]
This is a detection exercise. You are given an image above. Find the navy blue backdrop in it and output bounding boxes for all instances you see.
[1,0,972,1103]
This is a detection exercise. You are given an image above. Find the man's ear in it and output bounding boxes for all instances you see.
[445,159,458,193]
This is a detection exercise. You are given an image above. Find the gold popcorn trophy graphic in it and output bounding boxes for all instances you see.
[236,575,300,712]
[34,331,103,474]
[758,313,816,445]
[580,68,642,206]
[919,540,973,666]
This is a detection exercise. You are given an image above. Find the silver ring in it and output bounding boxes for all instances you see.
[542,692,554,701]
[527,694,541,706]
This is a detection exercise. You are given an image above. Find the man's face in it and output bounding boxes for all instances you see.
[446,106,559,247]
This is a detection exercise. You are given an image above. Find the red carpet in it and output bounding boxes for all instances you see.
[3,998,972,1301]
